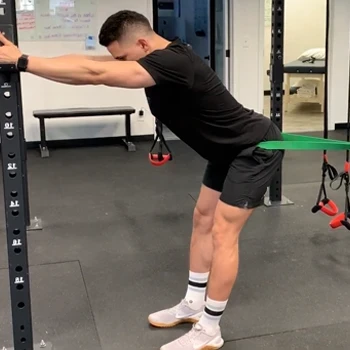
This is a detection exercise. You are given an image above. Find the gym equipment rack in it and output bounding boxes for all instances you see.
[0,1,34,349]
[264,0,293,207]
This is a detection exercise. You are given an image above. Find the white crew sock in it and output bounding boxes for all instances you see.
[198,297,228,331]
[184,271,209,310]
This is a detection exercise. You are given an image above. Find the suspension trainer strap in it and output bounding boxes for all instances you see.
[312,0,339,217]
[311,160,338,216]
[149,119,173,166]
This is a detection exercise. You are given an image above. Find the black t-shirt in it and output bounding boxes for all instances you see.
[137,39,271,163]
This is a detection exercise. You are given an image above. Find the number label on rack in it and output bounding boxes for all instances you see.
[14,277,24,284]
[10,200,19,208]
[4,122,14,129]
[7,163,17,170]
[0,82,11,89]
[12,239,22,247]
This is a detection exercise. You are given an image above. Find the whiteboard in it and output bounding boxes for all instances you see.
[16,0,98,41]
[265,0,271,27]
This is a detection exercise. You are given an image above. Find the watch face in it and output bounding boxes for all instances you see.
[18,56,28,71]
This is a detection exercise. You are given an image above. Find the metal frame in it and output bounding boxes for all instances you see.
[264,0,293,207]
[0,1,34,349]
[122,113,136,152]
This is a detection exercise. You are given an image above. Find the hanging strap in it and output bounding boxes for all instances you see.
[330,171,350,230]
[258,133,350,150]
[312,0,337,217]
[311,158,338,216]
[149,120,173,166]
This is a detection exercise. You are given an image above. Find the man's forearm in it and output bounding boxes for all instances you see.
[26,55,104,85]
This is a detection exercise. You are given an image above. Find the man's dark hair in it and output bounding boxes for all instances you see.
[99,10,153,47]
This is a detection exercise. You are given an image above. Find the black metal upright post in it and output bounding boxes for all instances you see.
[264,0,293,207]
[5,5,42,232]
[0,0,34,349]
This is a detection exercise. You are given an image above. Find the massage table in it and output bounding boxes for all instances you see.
[283,59,325,112]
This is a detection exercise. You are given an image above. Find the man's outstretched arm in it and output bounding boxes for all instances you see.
[26,56,156,88]
[0,33,155,88]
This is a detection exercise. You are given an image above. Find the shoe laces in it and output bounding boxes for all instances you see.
[178,323,205,347]
[168,299,189,315]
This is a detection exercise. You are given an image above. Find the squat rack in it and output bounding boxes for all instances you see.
[0,1,34,349]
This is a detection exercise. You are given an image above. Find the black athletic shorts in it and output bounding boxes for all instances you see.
[202,122,284,209]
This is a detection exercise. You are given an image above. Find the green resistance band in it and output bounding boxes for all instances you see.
[258,133,350,151]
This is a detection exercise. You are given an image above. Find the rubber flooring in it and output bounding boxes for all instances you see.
[0,131,350,349]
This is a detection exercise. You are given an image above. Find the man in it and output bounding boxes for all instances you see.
[0,10,283,350]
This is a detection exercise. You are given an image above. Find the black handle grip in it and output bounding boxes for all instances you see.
[311,205,321,213]
[341,220,350,230]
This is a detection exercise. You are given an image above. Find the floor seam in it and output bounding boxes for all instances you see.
[224,320,350,343]
[78,260,103,349]
[0,259,80,271]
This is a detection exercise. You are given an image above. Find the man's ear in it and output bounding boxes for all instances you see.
[138,38,150,52]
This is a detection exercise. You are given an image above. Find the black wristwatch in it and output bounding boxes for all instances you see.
[17,54,29,72]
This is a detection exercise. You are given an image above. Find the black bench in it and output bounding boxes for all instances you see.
[33,106,136,158]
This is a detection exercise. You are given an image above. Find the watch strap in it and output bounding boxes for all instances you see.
[17,54,29,72]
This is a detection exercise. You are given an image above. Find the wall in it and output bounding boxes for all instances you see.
[231,0,264,113]
[263,0,326,91]
[19,0,154,142]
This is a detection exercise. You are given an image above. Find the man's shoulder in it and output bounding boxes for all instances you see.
[153,39,193,61]
[138,39,194,75]
[166,38,192,51]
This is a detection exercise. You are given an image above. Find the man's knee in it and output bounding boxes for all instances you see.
[212,201,253,248]
[192,185,221,233]
[212,217,239,249]
[193,205,215,233]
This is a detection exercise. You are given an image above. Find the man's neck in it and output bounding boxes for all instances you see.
[150,34,172,53]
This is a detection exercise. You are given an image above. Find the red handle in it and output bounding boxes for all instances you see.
[149,153,171,166]
[329,212,345,229]
[319,199,338,216]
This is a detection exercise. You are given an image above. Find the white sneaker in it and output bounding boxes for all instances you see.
[160,323,224,350]
[148,299,204,328]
